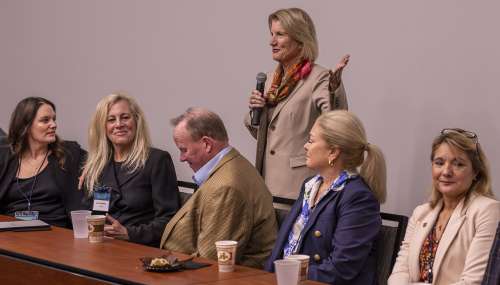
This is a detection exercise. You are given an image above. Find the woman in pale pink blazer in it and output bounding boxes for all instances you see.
[388,128,500,285]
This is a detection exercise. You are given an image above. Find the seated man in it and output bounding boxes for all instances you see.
[160,107,277,268]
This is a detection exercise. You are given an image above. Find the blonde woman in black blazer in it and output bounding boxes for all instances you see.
[81,92,180,247]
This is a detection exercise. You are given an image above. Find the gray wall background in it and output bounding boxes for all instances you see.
[1,0,499,216]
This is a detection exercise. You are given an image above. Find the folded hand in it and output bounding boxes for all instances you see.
[104,214,129,240]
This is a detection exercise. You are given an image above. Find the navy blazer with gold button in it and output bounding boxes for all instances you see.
[265,176,381,285]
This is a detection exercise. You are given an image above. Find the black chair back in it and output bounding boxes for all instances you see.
[272,196,295,229]
[0,128,7,146]
[377,212,409,285]
[482,221,500,285]
[272,196,295,205]
[177,180,198,206]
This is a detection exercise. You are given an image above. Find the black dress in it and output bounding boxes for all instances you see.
[4,164,68,227]
[89,148,180,247]
[0,141,87,228]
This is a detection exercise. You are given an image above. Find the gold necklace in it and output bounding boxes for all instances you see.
[435,213,451,239]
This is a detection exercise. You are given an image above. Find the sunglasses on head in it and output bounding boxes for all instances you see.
[440,128,479,154]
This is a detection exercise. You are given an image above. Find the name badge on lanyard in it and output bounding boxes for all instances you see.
[15,210,40,221]
[14,151,48,222]
[92,186,112,212]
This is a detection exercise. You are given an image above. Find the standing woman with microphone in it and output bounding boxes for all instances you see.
[245,7,349,199]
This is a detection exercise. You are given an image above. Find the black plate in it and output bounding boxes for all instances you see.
[140,255,183,273]
[142,263,183,272]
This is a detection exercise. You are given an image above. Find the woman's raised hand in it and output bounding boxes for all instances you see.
[329,54,350,92]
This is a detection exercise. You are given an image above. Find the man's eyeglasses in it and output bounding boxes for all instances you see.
[440,128,479,154]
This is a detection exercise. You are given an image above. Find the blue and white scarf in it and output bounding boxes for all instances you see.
[283,170,358,257]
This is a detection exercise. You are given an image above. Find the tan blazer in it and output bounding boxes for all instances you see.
[160,148,277,268]
[245,64,347,199]
[388,194,500,285]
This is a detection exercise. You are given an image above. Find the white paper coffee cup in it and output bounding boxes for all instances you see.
[215,240,238,272]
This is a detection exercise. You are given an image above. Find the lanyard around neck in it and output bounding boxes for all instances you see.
[16,151,49,211]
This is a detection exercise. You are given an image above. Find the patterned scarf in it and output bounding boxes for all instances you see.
[266,59,312,106]
[283,170,358,257]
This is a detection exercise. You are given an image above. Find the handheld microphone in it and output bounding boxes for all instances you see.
[251,72,267,126]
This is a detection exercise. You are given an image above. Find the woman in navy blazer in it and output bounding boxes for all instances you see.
[265,110,386,285]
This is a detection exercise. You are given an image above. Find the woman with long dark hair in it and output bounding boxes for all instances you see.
[0,97,86,227]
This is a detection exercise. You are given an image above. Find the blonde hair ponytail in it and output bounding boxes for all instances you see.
[360,144,387,203]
